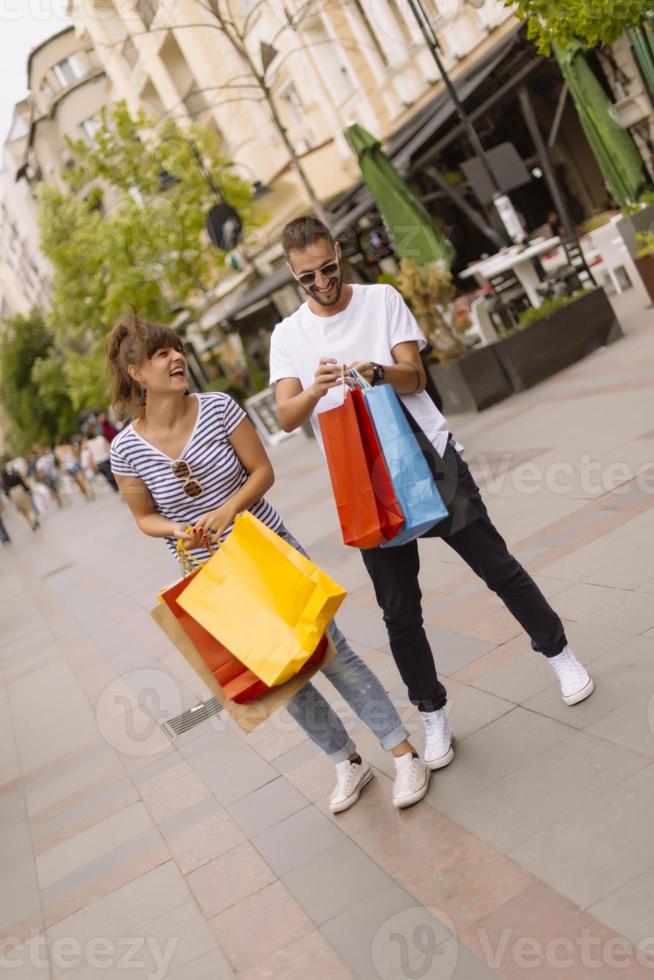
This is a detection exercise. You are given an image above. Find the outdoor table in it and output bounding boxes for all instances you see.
[460,236,561,307]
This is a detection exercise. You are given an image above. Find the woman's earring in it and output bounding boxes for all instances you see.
[139,387,147,406]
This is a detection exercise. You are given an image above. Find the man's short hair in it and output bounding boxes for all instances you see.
[282,216,334,257]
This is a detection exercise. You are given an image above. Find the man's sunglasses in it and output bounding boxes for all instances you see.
[294,258,340,288]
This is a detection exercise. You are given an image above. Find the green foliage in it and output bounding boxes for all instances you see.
[35,101,255,418]
[516,290,590,329]
[0,309,77,453]
[623,190,654,217]
[635,230,654,256]
[509,0,652,53]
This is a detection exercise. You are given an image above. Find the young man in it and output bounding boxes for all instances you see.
[270,216,594,772]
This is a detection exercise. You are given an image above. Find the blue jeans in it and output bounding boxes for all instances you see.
[279,526,408,762]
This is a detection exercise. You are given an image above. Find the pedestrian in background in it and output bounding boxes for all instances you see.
[84,425,119,493]
[1,466,40,531]
[0,497,10,545]
[55,436,94,501]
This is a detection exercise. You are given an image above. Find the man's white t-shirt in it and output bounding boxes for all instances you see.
[269,283,454,456]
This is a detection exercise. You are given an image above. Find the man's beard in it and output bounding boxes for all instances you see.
[305,273,344,307]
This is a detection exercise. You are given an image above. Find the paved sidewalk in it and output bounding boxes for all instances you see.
[2,289,654,979]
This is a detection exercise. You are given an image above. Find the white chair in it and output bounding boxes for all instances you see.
[587,218,649,304]
[467,295,500,346]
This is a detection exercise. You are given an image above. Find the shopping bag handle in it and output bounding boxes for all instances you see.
[176,532,218,576]
[346,367,372,391]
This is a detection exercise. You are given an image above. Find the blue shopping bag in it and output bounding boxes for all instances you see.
[362,383,448,547]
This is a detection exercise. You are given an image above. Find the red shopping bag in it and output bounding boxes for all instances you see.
[160,575,330,704]
[161,573,267,703]
[318,388,404,548]
[350,387,404,542]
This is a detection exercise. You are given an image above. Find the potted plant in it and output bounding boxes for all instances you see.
[493,287,623,392]
[615,191,654,259]
[633,230,654,303]
[391,258,514,413]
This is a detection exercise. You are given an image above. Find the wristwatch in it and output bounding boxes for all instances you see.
[371,362,385,386]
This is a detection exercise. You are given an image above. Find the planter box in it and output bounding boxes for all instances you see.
[634,254,654,303]
[493,287,622,392]
[428,344,513,414]
[615,204,654,259]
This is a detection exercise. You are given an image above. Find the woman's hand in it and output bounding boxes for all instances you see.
[193,503,237,545]
[171,523,205,551]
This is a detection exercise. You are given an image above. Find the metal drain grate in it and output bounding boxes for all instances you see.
[161,697,223,739]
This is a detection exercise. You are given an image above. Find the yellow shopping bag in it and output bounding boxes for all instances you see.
[177,513,347,687]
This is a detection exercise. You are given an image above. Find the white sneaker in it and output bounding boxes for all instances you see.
[329,758,374,813]
[549,647,595,705]
[421,708,455,770]
[392,753,430,809]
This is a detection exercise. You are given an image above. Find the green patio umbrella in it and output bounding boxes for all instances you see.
[347,123,455,269]
[554,41,648,209]
[627,20,654,97]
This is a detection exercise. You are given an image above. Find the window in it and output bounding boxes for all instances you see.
[52,54,86,89]
[80,115,102,144]
[136,0,157,28]
[183,88,210,118]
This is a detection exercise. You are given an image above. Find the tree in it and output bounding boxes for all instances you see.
[0,309,77,453]
[509,0,652,54]
[101,1,370,226]
[36,101,255,411]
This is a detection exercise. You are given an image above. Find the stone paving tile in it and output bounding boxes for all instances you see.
[158,797,246,875]
[251,804,344,877]
[36,801,154,890]
[210,880,313,972]
[588,865,654,946]
[183,730,277,807]
[45,861,191,945]
[324,774,536,936]
[186,841,276,919]
[461,882,653,980]
[31,776,140,855]
[227,777,308,838]
[236,930,353,980]
[138,761,212,824]
[167,947,234,979]
[271,736,321,776]
[510,764,654,911]
[0,933,53,979]
[283,750,335,804]
[40,827,171,928]
[585,590,654,634]
[436,730,648,854]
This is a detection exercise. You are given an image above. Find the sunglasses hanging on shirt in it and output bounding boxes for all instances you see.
[170,459,203,499]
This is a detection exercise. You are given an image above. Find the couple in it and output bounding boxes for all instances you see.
[108,216,594,815]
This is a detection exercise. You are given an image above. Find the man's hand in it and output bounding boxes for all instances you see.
[193,503,237,545]
[346,361,374,386]
[310,357,344,399]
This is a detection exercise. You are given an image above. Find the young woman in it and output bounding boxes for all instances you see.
[55,436,95,501]
[106,313,431,812]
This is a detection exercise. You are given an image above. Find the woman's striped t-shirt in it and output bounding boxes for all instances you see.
[110,392,283,564]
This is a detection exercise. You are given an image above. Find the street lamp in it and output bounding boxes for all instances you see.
[406,0,525,246]
[158,134,244,251]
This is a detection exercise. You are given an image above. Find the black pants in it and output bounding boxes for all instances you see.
[361,445,567,711]
[97,459,119,492]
